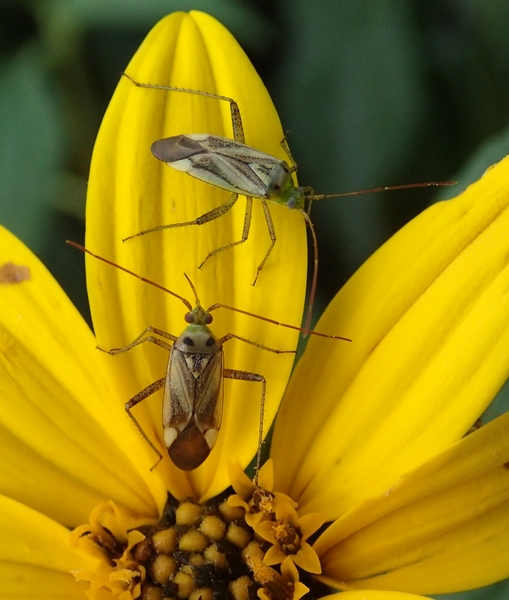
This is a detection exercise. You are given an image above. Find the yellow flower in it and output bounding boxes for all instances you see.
[2,10,509,600]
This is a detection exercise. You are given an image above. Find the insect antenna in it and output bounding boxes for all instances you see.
[310,180,456,202]
[66,241,194,311]
[298,209,318,337]
[207,301,350,341]
[67,241,350,341]
[183,273,201,307]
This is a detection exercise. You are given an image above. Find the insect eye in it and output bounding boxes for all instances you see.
[185,312,195,323]
[287,198,296,210]
[204,314,213,325]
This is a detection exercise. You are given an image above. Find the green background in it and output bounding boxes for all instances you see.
[1,3,509,597]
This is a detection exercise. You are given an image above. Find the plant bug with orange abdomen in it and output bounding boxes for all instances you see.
[67,242,349,479]
[121,72,454,333]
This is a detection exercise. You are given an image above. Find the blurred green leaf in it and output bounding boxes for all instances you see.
[274,0,432,306]
[435,576,509,600]
[436,123,509,201]
[46,0,273,53]
[277,1,426,190]
[0,41,63,253]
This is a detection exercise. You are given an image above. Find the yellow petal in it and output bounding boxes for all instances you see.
[1,565,86,600]
[292,542,321,574]
[263,544,286,566]
[292,582,311,600]
[256,521,278,545]
[228,462,256,500]
[314,411,509,594]
[280,557,310,600]
[272,156,509,519]
[299,513,326,540]
[257,459,275,491]
[0,493,96,599]
[0,226,165,526]
[85,11,305,500]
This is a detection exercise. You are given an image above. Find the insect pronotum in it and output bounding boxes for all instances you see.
[121,72,454,333]
[68,242,349,480]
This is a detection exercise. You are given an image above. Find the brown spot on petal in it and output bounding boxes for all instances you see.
[0,262,30,284]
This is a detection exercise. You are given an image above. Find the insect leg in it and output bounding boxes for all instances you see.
[301,187,315,216]
[98,326,177,468]
[223,368,266,485]
[198,195,253,269]
[219,333,296,355]
[123,193,240,242]
[252,198,276,286]
[280,136,298,173]
[125,377,166,467]
[97,326,176,355]
[122,73,245,143]
[221,336,295,482]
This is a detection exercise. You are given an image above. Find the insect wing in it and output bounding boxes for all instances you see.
[152,133,283,198]
[163,345,224,470]
[193,349,224,437]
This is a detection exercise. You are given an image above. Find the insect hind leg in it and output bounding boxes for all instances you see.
[122,72,245,144]
[223,368,266,485]
[198,195,253,270]
[125,377,166,469]
[221,335,295,484]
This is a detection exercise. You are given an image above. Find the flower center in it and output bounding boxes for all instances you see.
[71,470,329,600]
[135,494,267,600]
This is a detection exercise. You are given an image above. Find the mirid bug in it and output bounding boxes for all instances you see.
[68,242,349,478]
[121,72,454,333]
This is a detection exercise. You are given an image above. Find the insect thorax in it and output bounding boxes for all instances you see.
[174,325,221,354]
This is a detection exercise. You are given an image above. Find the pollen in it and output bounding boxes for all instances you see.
[273,519,300,551]
[248,557,294,600]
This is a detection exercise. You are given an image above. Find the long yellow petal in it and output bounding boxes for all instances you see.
[314,411,509,594]
[0,227,165,526]
[85,11,305,501]
[0,494,96,599]
[272,155,509,519]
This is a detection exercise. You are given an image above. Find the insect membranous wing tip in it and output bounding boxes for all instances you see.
[166,425,214,471]
[152,135,206,163]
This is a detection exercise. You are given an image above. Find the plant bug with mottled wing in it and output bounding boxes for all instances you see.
[121,72,454,333]
[67,242,349,480]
